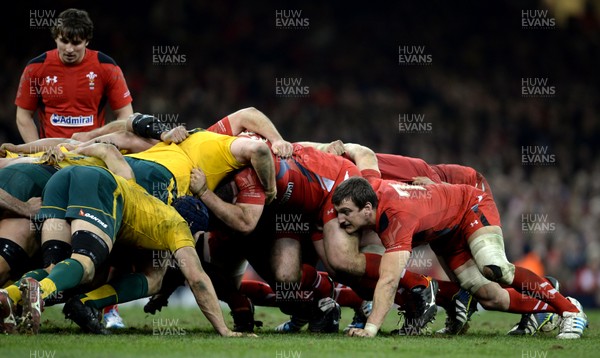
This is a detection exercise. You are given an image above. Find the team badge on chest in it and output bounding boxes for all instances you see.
[86,71,97,90]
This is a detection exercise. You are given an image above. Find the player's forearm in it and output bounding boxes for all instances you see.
[0,188,31,217]
[229,107,283,141]
[367,274,399,332]
[81,143,134,180]
[366,251,410,333]
[6,138,71,154]
[102,148,134,180]
[79,119,128,140]
[188,272,230,335]
[1,156,39,168]
[343,143,379,172]
[16,114,39,143]
[296,141,328,152]
[198,191,257,234]
[250,145,276,194]
[81,131,156,153]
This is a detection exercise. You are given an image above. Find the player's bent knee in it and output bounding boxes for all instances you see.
[456,263,491,293]
[41,239,72,268]
[469,233,515,285]
[71,230,110,269]
[0,238,31,278]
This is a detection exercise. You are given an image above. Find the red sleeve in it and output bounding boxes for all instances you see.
[207,116,233,135]
[103,64,132,110]
[14,64,39,110]
[361,169,381,179]
[234,168,266,205]
[381,212,415,253]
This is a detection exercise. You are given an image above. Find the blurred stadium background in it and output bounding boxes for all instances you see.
[1,0,599,307]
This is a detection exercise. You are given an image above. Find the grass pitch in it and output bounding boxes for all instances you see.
[1,302,597,358]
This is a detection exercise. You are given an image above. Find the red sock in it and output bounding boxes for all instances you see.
[394,289,409,306]
[435,280,461,308]
[300,264,332,299]
[239,280,277,307]
[334,286,364,309]
[512,267,577,315]
[103,304,117,314]
[227,292,252,313]
[507,288,556,314]
[399,270,430,290]
[363,253,381,280]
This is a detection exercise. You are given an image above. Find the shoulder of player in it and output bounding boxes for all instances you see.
[22,51,53,75]
[88,50,119,66]
[25,51,49,66]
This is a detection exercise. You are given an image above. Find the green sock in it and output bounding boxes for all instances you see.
[12,269,49,287]
[44,258,84,294]
[81,273,148,310]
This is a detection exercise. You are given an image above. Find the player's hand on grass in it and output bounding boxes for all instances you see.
[190,168,208,197]
[347,327,376,338]
[271,139,293,158]
[221,329,258,337]
[161,126,189,144]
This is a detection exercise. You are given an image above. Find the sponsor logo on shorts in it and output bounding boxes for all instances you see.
[79,209,108,229]
[50,114,94,127]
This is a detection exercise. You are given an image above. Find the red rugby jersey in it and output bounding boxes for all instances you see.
[376,153,442,183]
[208,117,359,220]
[15,49,132,138]
[368,177,485,253]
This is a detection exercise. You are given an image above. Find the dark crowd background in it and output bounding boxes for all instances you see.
[1,0,599,306]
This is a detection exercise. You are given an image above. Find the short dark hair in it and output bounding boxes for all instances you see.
[51,8,93,42]
[332,177,378,209]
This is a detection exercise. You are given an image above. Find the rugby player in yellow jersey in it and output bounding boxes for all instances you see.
[3,107,291,204]
[0,143,246,336]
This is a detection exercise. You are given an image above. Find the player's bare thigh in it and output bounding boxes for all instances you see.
[0,217,39,256]
[271,237,302,282]
[322,220,365,275]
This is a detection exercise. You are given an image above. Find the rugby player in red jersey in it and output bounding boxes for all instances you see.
[15,9,133,142]
[332,144,588,339]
